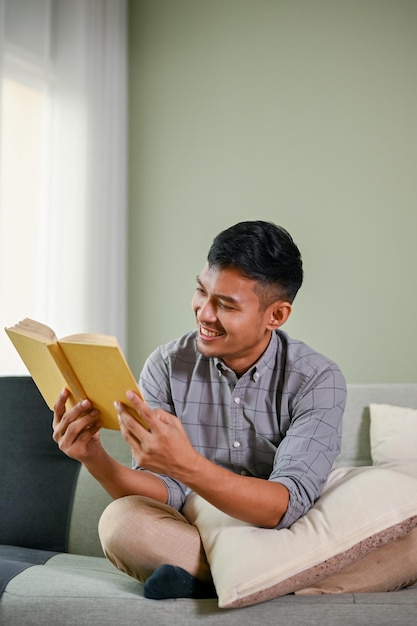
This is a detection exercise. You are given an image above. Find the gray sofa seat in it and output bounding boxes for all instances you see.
[3,553,417,626]
[1,377,417,625]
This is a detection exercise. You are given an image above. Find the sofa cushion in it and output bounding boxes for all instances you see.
[0,545,57,597]
[184,466,417,608]
[0,377,80,552]
[370,403,417,478]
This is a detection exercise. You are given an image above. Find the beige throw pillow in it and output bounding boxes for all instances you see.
[296,403,417,596]
[184,467,417,608]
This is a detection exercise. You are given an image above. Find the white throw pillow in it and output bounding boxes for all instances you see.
[184,467,417,608]
[370,403,417,478]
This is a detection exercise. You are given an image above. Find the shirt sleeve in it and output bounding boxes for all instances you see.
[271,364,347,529]
[134,346,189,511]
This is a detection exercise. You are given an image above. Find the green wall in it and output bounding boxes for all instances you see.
[127,0,417,384]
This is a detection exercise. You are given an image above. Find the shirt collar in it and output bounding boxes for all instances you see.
[215,331,279,382]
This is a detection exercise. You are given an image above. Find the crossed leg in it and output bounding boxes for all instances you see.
[98,495,215,598]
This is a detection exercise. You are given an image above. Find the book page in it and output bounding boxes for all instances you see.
[61,333,119,346]
[6,318,57,343]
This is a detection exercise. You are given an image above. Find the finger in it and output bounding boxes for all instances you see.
[117,409,144,453]
[74,414,102,438]
[54,410,102,448]
[115,401,144,435]
[116,393,153,432]
[53,398,99,441]
[125,391,167,429]
[125,391,153,419]
[53,388,70,425]
[53,390,90,424]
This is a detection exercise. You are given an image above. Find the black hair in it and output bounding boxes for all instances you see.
[207,220,303,304]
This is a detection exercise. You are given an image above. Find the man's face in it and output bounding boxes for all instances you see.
[191,263,276,375]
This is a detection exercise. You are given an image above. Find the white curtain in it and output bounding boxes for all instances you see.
[0,0,128,373]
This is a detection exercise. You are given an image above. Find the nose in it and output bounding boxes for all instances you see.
[195,297,217,323]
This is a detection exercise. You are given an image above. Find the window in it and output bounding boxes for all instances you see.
[0,0,52,372]
[0,0,128,374]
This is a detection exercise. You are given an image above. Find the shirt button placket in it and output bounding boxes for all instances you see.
[231,395,242,461]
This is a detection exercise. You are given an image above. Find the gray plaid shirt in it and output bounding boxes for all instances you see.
[137,329,346,528]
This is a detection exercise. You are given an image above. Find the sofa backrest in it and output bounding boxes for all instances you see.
[0,376,81,552]
[1,376,417,558]
[336,383,417,468]
[0,376,132,559]
[68,429,131,556]
[69,382,417,556]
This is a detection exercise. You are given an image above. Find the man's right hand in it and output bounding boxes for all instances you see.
[52,388,169,503]
[52,388,103,462]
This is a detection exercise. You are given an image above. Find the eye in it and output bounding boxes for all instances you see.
[218,301,234,311]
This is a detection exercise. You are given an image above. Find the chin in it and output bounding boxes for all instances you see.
[196,337,220,358]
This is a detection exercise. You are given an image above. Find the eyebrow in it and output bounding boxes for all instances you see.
[196,276,241,305]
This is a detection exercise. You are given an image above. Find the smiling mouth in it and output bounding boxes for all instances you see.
[199,325,224,339]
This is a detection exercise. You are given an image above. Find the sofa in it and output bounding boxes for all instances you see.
[1,376,417,625]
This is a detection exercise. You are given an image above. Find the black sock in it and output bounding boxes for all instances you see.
[143,564,217,600]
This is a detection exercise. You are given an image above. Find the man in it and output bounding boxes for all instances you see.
[53,220,346,600]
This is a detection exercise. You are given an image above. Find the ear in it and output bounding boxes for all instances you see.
[265,301,292,330]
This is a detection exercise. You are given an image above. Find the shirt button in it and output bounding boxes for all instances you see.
[233,441,241,448]
[241,470,247,475]
[233,397,241,404]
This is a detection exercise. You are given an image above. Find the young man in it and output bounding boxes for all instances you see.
[53,220,346,600]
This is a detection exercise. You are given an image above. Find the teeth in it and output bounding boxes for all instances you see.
[201,326,221,338]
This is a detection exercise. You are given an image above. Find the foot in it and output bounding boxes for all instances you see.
[143,564,217,600]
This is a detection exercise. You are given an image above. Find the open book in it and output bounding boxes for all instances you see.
[5,318,147,430]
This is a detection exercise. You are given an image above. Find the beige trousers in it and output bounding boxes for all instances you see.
[98,495,212,583]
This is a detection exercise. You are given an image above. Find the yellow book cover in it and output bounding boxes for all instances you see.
[5,318,146,430]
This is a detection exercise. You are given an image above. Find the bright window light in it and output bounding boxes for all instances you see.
[0,76,49,373]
